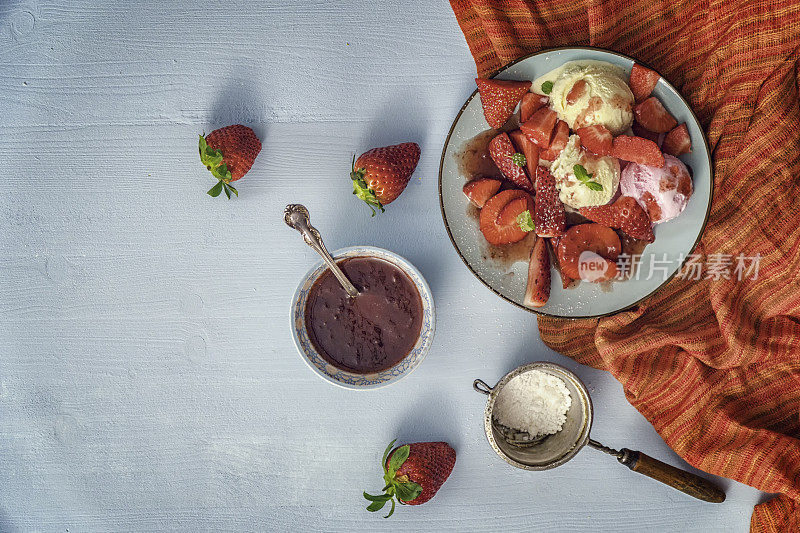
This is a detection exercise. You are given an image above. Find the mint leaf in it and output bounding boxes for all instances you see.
[541,81,554,94]
[573,164,591,182]
[517,210,535,232]
[511,153,526,167]
[387,444,410,474]
[226,183,238,197]
[573,164,603,191]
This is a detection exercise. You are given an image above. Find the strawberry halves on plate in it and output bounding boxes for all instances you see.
[524,236,551,308]
[475,78,532,129]
[488,132,533,191]
[534,166,566,237]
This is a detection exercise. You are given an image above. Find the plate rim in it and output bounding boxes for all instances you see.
[438,45,714,319]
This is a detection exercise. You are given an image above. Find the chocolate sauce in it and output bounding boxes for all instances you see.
[304,257,423,374]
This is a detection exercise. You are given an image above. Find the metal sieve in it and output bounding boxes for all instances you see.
[474,362,726,503]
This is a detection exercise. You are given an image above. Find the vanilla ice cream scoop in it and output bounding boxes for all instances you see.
[550,135,620,208]
[534,60,634,135]
[621,155,693,223]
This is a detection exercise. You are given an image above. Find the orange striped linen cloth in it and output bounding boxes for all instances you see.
[449,0,800,530]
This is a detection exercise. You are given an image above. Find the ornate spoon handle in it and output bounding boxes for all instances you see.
[284,204,359,298]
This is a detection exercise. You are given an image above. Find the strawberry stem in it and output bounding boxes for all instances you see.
[200,134,236,198]
[364,440,423,518]
[207,179,238,199]
[207,181,223,197]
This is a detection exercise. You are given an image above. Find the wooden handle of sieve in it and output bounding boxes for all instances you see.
[619,449,726,503]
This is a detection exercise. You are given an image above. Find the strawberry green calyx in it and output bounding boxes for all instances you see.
[200,134,238,199]
[351,155,384,217]
[363,439,423,518]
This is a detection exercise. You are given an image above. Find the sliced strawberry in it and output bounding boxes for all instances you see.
[508,130,540,183]
[488,133,533,191]
[580,196,654,242]
[631,122,661,144]
[611,135,665,167]
[475,78,533,129]
[540,120,569,161]
[576,125,613,156]
[479,190,531,245]
[574,96,604,130]
[520,107,558,147]
[534,166,566,237]
[566,79,587,105]
[629,63,660,102]
[463,177,502,208]
[549,238,574,289]
[519,93,549,123]
[634,97,678,133]
[578,203,616,228]
[662,123,692,156]
[556,223,621,282]
[524,236,551,308]
[614,196,654,242]
[497,194,534,227]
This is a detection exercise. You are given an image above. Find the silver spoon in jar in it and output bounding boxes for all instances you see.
[284,204,360,298]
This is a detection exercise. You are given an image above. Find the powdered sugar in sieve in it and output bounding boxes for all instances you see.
[492,369,572,441]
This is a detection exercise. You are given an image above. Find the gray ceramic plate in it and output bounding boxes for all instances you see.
[439,47,712,318]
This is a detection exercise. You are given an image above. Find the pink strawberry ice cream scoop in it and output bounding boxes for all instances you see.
[620,154,693,223]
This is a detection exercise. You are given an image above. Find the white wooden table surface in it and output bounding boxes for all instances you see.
[0,1,766,531]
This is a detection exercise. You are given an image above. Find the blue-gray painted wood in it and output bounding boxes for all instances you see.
[0,1,764,531]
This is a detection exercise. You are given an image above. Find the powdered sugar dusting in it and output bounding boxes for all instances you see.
[493,370,572,438]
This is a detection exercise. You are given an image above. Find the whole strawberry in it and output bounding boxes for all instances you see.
[351,143,420,216]
[363,439,456,518]
[199,125,261,199]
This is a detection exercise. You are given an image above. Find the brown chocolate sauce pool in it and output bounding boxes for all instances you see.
[305,256,423,374]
